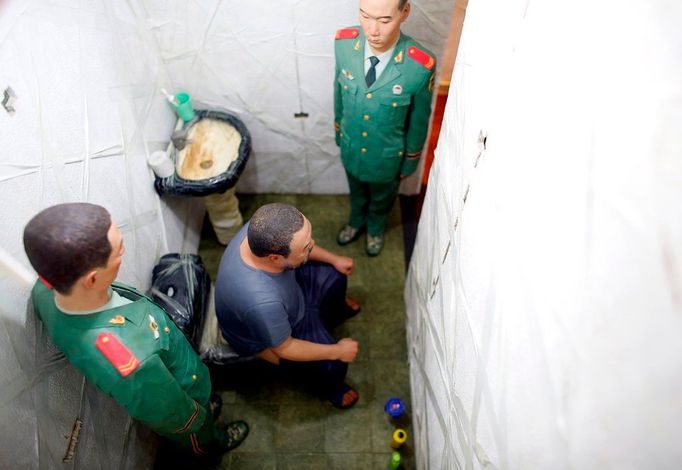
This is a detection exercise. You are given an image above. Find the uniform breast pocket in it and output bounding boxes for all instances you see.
[379,95,411,126]
[339,79,358,109]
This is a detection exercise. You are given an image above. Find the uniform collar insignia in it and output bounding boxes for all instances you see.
[148,314,160,339]
[394,50,403,63]
[108,315,125,325]
[354,40,361,51]
[342,69,355,80]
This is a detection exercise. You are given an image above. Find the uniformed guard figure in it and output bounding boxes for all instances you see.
[334,0,436,256]
[23,203,249,458]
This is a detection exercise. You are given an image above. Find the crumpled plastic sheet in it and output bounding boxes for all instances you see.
[149,253,254,365]
[142,0,455,195]
[150,253,211,347]
[0,1,202,467]
[153,109,252,197]
[405,0,682,468]
[0,0,455,467]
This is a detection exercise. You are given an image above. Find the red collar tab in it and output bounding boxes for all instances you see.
[336,28,360,40]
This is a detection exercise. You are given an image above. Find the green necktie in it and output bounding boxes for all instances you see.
[365,56,379,87]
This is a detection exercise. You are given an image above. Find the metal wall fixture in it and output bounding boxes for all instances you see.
[2,87,17,114]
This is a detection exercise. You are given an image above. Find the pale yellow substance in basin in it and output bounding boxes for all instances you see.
[176,119,242,180]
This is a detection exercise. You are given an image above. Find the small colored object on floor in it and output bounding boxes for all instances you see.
[389,450,401,469]
[173,92,196,122]
[391,428,408,449]
[384,397,406,418]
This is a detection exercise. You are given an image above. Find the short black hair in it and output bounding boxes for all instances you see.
[247,203,304,258]
[23,203,112,294]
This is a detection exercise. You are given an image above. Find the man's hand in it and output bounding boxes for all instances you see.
[336,338,359,363]
[333,255,354,275]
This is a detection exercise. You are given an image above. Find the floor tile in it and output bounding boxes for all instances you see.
[327,452,375,469]
[277,453,328,470]
[222,404,277,454]
[227,452,276,470]
[324,406,372,453]
[274,404,327,452]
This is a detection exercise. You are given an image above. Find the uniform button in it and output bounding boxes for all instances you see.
[366,92,373,99]
[362,131,368,137]
[363,114,370,121]
[344,85,348,90]
[102,336,109,343]
[392,102,398,107]
[164,326,170,333]
[361,148,367,153]
[340,132,343,137]
[399,151,404,156]
[192,374,198,381]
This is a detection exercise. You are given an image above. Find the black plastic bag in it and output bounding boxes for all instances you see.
[149,253,210,348]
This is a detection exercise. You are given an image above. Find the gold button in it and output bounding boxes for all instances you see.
[192,374,197,381]
[361,148,367,153]
[102,337,109,343]
[340,132,343,137]
[362,131,368,137]
[164,326,170,333]
[366,93,373,99]
[399,151,404,156]
[363,114,370,121]
[344,85,348,90]
[392,102,398,107]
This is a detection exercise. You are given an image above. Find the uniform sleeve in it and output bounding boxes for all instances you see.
[333,46,343,147]
[108,354,208,436]
[402,64,437,177]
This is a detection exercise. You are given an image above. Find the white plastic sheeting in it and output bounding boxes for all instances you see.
[141,0,454,194]
[0,1,202,467]
[406,0,682,468]
[0,0,453,466]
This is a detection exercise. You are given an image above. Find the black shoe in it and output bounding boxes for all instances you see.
[221,421,249,452]
[209,393,222,421]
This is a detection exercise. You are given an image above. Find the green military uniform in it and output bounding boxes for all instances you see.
[334,26,436,235]
[31,279,228,456]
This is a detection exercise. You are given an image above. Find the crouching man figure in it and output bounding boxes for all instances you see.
[23,203,248,458]
[215,203,361,409]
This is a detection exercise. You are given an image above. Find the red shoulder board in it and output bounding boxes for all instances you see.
[96,333,140,377]
[336,28,360,40]
[407,46,435,70]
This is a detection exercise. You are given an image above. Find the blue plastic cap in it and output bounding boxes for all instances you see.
[384,397,405,418]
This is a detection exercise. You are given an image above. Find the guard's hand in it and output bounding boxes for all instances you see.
[333,255,355,275]
[336,338,359,363]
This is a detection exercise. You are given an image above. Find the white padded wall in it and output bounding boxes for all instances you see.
[0,1,203,467]
[139,0,454,193]
[406,0,682,468]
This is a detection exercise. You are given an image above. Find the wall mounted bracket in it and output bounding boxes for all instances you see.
[2,87,17,114]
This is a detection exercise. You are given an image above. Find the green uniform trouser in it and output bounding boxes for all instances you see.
[346,172,400,236]
[164,409,228,456]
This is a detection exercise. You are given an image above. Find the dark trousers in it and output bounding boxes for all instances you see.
[280,262,355,399]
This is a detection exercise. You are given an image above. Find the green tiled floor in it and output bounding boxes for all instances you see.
[197,194,414,470]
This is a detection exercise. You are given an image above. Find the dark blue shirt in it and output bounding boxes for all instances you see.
[215,224,305,356]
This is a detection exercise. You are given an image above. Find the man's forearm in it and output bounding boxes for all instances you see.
[308,245,340,265]
[271,337,340,362]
